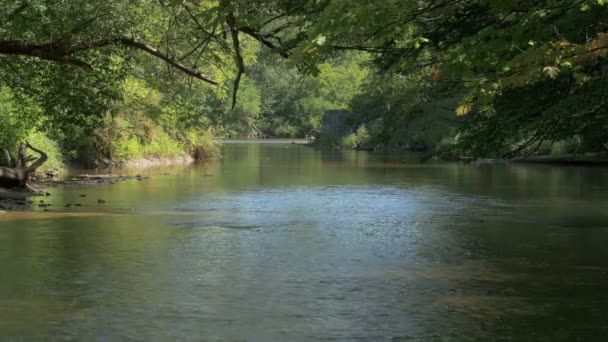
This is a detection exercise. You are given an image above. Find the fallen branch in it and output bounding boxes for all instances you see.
[0,142,48,192]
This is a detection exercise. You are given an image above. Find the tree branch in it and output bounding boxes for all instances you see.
[24,142,48,173]
[116,38,218,85]
[238,26,291,58]
[0,38,219,85]
[0,40,94,69]
[3,149,12,168]
[16,144,27,169]
[226,12,245,109]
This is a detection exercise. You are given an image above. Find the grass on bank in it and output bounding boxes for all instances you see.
[111,129,220,161]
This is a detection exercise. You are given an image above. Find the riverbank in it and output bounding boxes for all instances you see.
[510,153,608,166]
[0,173,153,210]
[91,154,195,169]
[1,123,220,178]
[0,148,208,210]
[318,140,608,167]
[463,153,608,166]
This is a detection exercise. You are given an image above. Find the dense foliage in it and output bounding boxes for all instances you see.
[1,0,607,169]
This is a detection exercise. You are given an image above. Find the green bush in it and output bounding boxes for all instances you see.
[356,125,370,145]
[184,129,221,160]
[100,114,190,160]
[112,136,141,160]
[0,87,39,164]
[551,137,583,155]
[111,133,184,160]
[143,130,183,158]
[340,125,371,149]
[341,133,359,149]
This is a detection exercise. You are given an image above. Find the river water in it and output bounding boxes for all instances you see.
[2,141,608,341]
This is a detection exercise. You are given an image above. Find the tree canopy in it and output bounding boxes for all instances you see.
[1,0,607,161]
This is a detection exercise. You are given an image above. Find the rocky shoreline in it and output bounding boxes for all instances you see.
[0,153,198,211]
[0,173,154,211]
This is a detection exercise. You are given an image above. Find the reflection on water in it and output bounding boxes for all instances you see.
[1,142,608,340]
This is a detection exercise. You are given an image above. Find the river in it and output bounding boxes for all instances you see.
[2,141,608,341]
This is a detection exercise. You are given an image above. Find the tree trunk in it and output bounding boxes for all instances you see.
[250,123,269,139]
[0,143,47,191]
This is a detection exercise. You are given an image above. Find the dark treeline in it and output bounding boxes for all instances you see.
[1,0,607,174]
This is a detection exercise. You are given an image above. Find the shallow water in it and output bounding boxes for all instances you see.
[2,142,608,341]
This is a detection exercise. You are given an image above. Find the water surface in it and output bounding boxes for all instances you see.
[2,142,608,341]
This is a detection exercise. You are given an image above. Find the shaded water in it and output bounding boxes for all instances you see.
[2,142,608,341]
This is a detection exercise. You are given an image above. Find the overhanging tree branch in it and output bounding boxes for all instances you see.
[0,38,219,85]
[226,12,245,109]
[115,38,218,85]
[0,40,95,69]
[238,26,291,58]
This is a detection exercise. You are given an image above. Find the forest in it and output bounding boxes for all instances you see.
[1,0,607,176]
